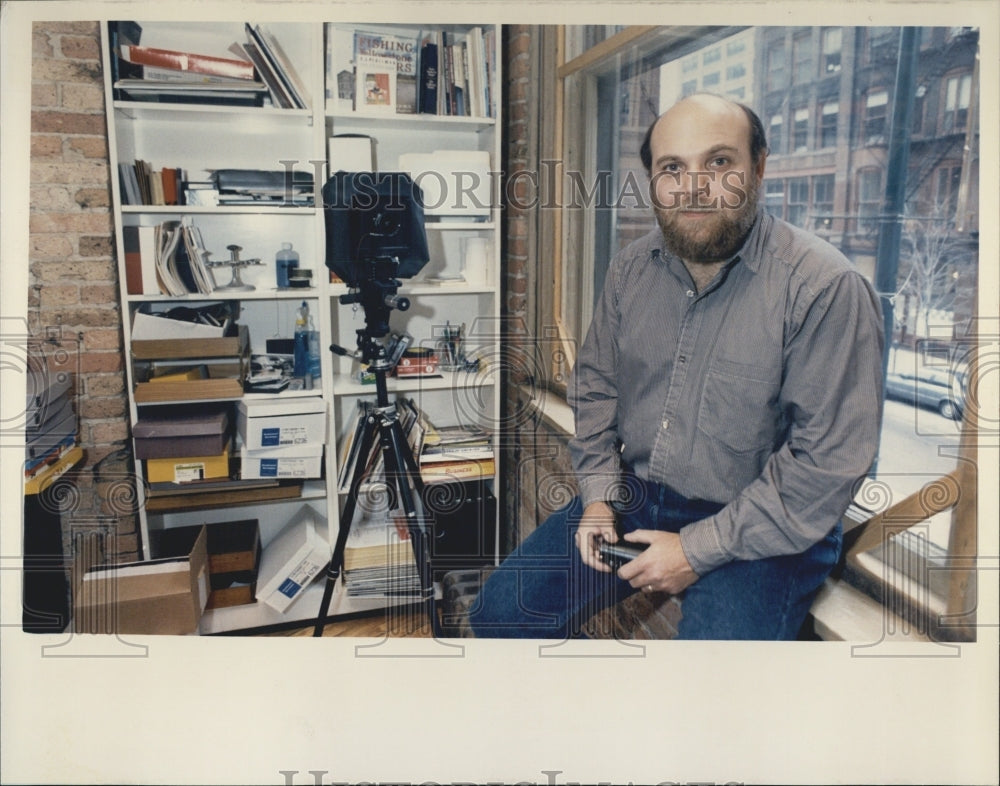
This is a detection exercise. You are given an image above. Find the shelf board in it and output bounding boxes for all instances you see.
[114,100,314,123]
[126,287,325,303]
[327,109,495,133]
[329,282,495,298]
[144,480,307,513]
[120,205,316,216]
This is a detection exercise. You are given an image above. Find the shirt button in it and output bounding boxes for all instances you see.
[686,289,695,298]
[662,419,670,430]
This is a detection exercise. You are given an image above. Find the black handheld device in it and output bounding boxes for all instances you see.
[596,537,648,569]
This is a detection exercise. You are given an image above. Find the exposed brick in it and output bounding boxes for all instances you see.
[79,236,113,258]
[31,212,112,235]
[31,135,63,159]
[60,35,102,61]
[86,373,126,398]
[31,159,107,185]
[88,420,129,445]
[32,82,59,108]
[81,285,118,306]
[77,351,123,375]
[79,395,127,420]
[68,137,109,160]
[73,188,111,207]
[30,58,102,85]
[35,21,100,36]
[30,235,74,260]
[30,186,78,211]
[57,306,123,329]
[81,328,120,352]
[61,83,105,112]
[32,30,54,59]
[31,110,106,136]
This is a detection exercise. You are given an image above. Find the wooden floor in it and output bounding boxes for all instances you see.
[264,608,434,637]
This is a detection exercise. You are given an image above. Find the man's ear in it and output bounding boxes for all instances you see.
[755,154,767,182]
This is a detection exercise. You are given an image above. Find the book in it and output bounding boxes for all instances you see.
[418,38,438,114]
[353,29,418,113]
[354,54,396,113]
[420,457,495,484]
[118,44,256,81]
[245,23,310,110]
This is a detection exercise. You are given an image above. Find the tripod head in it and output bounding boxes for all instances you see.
[331,256,412,370]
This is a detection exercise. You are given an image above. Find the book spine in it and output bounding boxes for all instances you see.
[122,225,143,295]
[119,45,256,80]
[418,41,438,114]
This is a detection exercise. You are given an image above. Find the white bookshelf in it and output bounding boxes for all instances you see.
[102,19,502,634]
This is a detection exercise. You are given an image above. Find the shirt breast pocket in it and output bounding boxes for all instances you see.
[697,357,780,455]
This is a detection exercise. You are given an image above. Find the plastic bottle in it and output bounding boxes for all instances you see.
[293,301,309,379]
[275,242,299,288]
[307,310,321,380]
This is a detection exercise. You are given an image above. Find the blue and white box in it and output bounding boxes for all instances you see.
[237,397,326,450]
[257,506,330,613]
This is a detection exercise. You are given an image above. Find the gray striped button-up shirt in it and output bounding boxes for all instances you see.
[568,208,884,575]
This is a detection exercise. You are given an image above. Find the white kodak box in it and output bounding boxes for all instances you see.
[240,442,324,480]
[237,397,326,450]
[257,506,330,613]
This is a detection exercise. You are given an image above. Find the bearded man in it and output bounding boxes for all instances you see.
[472,93,884,640]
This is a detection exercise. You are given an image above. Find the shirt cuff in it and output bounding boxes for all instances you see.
[679,516,731,576]
[576,473,623,509]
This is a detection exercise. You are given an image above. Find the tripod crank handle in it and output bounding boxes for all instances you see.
[330,344,360,358]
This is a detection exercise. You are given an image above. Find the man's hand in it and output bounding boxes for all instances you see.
[616,530,699,594]
[574,501,618,573]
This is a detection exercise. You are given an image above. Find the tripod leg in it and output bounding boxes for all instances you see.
[312,409,379,637]
[383,417,441,638]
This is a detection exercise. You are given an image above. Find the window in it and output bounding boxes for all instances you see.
[812,174,835,229]
[867,26,896,63]
[864,89,888,143]
[821,27,842,73]
[793,106,809,151]
[769,114,783,155]
[787,177,810,227]
[703,71,720,88]
[548,24,980,640]
[936,165,962,217]
[820,101,838,147]
[943,72,972,132]
[857,168,883,234]
[766,41,787,91]
[703,46,721,65]
[793,30,813,83]
[912,84,927,135]
[765,178,786,218]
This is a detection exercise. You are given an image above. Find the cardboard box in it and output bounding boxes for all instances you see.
[133,406,230,460]
[146,445,230,483]
[257,506,330,613]
[154,520,261,610]
[240,443,323,480]
[237,397,326,450]
[74,526,209,635]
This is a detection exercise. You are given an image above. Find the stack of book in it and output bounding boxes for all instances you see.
[24,366,80,493]
[418,423,494,484]
[121,220,215,296]
[328,25,495,118]
[109,21,309,110]
[342,516,420,597]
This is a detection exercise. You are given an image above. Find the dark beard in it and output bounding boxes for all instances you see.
[656,178,759,265]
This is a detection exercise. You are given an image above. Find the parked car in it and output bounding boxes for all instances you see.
[884,366,966,419]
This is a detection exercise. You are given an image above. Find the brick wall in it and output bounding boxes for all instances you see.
[30,21,138,562]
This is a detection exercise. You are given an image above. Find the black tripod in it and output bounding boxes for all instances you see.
[313,270,439,637]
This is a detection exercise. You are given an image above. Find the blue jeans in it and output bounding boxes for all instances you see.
[469,477,841,640]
